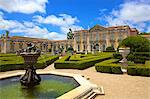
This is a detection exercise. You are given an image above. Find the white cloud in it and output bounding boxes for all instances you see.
[33,14,79,27]
[118,2,150,22]
[99,0,150,32]
[0,15,66,40]
[0,0,48,14]
[33,14,83,33]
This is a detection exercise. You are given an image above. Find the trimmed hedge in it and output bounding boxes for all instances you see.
[36,55,59,68]
[95,59,123,74]
[127,66,150,77]
[0,55,59,72]
[54,54,112,70]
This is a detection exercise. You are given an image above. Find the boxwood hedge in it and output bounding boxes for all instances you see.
[95,59,123,74]
[54,54,112,70]
[0,54,59,72]
[127,65,150,77]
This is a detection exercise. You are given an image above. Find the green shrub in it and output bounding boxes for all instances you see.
[111,66,123,74]
[127,66,150,77]
[95,65,112,73]
[119,36,150,64]
[127,66,137,76]
[136,66,150,77]
[54,54,112,70]
[0,54,59,72]
[119,36,150,52]
[113,53,122,59]
[105,46,115,52]
[95,59,123,74]
[36,55,59,68]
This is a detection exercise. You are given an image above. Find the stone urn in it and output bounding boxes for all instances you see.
[119,47,130,72]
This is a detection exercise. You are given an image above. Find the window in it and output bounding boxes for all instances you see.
[102,34,106,40]
[96,33,99,41]
[83,33,86,41]
[90,45,92,51]
[78,45,80,51]
[90,33,93,41]
[110,33,114,40]
[76,34,80,42]
[103,44,105,51]
[83,45,86,51]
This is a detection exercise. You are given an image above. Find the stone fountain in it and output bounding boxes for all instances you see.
[17,43,41,87]
[119,47,130,72]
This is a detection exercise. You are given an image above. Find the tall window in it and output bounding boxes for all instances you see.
[110,33,114,40]
[103,44,105,51]
[78,45,80,51]
[83,33,86,41]
[96,33,99,41]
[90,33,93,41]
[90,45,92,51]
[102,34,106,41]
[118,33,122,41]
[76,34,80,42]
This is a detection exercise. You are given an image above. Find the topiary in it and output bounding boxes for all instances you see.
[119,36,150,64]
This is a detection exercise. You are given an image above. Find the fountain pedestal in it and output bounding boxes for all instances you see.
[20,52,41,87]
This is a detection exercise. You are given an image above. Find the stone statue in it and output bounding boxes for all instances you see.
[6,30,9,38]
[67,28,74,40]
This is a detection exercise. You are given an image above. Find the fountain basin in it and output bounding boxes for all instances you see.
[0,71,104,99]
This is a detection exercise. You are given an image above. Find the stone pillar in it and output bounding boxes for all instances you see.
[106,33,111,47]
[80,33,83,52]
[1,38,11,53]
[51,43,55,55]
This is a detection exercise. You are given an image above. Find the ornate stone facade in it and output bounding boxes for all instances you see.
[73,25,138,52]
[0,25,138,53]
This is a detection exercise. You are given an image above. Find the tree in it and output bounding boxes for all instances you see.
[119,36,150,52]
[119,36,150,64]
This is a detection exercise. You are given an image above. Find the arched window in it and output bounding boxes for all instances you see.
[103,44,105,51]
[95,44,99,51]
[78,45,80,51]
[90,45,92,51]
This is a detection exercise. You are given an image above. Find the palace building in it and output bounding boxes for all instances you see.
[0,25,139,53]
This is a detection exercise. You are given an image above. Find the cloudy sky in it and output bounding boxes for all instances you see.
[0,0,150,40]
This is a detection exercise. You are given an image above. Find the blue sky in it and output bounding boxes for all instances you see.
[0,0,150,40]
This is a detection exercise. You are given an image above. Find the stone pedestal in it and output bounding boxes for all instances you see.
[20,52,41,87]
[119,47,130,73]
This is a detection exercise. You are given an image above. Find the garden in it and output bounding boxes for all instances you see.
[0,36,150,77]
[0,53,59,72]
